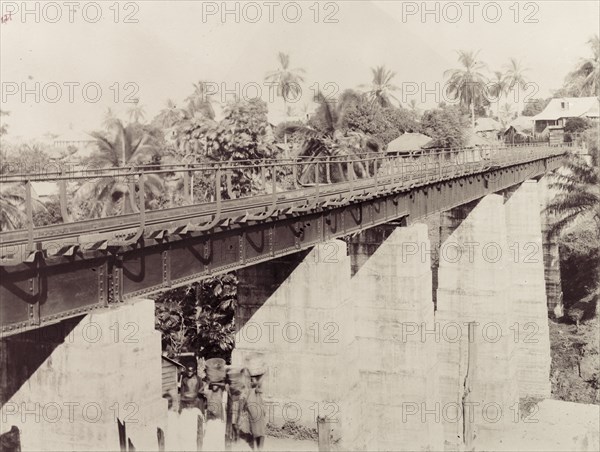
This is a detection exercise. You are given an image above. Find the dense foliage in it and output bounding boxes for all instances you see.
[559,227,600,307]
[421,106,469,149]
[522,98,551,117]
[155,273,238,361]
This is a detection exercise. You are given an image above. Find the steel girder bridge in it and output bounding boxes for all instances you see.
[0,144,571,336]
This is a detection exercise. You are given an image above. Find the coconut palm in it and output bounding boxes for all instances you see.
[444,50,488,128]
[185,82,216,120]
[545,147,599,237]
[487,71,507,118]
[565,34,600,96]
[283,90,379,183]
[498,103,516,128]
[503,58,529,114]
[363,65,400,108]
[0,181,47,231]
[127,99,146,124]
[102,108,119,131]
[78,120,163,217]
[153,99,186,129]
[264,52,306,114]
[0,109,9,137]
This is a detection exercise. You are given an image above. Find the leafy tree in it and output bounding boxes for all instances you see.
[559,227,600,308]
[564,117,590,134]
[363,66,400,108]
[33,197,63,226]
[264,52,306,113]
[155,273,238,360]
[444,50,488,128]
[343,101,419,147]
[564,34,600,97]
[421,106,469,149]
[522,98,551,117]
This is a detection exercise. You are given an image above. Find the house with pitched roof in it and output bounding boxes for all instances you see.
[532,97,599,135]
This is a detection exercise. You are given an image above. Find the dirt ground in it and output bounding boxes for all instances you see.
[549,309,600,405]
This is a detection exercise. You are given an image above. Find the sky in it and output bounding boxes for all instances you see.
[0,0,598,140]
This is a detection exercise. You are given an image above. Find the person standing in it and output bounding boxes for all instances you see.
[179,364,204,451]
[245,363,267,450]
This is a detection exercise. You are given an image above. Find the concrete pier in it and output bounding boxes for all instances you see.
[436,195,519,450]
[0,299,166,452]
[504,180,552,399]
[348,224,444,452]
[233,241,360,444]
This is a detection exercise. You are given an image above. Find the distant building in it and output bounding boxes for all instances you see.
[474,117,502,140]
[532,97,600,135]
[53,130,96,159]
[503,116,534,144]
[386,132,432,154]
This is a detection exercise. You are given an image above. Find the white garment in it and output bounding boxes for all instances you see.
[178,407,203,451]
[204,418,226,451]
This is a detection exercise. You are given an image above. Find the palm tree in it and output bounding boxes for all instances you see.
[102,108,119,131]
[0,184,30,231]
[565,34,600,96]
[283,90,379,183]
[0,109,9,137]
[545,151,599,237]
[153,99,185,129]
[363,65,400,108]
[498,103,516,128]
[503,58,529,114]
[185,82,215,119]
[127,99,146,124]
[444,50,488,128]
[77,120,162,217]
[487,71,507,118]
[264,52,306,114]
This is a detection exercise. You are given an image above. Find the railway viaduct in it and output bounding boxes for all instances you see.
[0,144,572,450]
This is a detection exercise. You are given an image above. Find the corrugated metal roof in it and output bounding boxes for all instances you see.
[532,97,599,121]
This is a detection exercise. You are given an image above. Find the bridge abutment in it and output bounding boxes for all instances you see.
[0,299,166,451]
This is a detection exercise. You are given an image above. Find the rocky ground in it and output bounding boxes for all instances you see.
[550,297,599,405]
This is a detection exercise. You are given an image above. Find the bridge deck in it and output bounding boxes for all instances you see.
[0,144,569,336]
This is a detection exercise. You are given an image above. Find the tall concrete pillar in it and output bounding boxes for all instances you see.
[436,194,519,451]
[538,175,564,318]
[504,180,551,399]
[0,299,167,451]
[349,224,443,452]
[233,241,360,445]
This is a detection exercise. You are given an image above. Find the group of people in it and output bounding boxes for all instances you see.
[167,356,268,451]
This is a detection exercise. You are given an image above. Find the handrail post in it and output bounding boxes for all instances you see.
[26,180,34,252]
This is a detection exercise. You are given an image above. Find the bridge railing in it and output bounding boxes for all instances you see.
[0,143,571,264]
